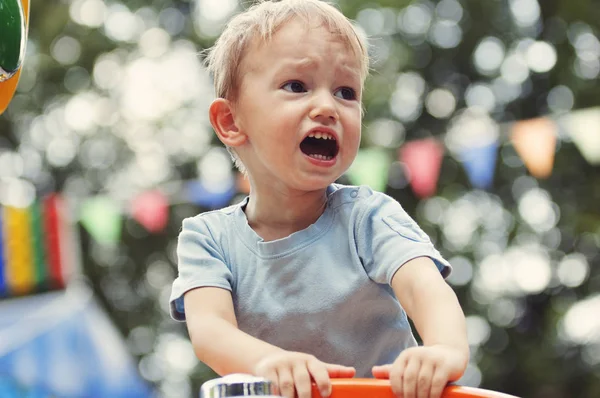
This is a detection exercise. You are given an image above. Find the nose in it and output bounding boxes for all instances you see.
[309,90,338,124]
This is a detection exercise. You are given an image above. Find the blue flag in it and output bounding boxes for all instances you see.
[459,141,498,190]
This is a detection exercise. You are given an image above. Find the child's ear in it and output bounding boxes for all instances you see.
[209,98,247,147]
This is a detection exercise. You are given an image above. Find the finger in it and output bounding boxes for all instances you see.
[402,358,421,398]
[429,367,450,398]
[259,369,279,395]
[325,363,356,378]
[389,358,408,397]
[416,363,434,398]
[292,364,312,398]
[276,368,296,398]
[372,365,392,379]
[307,360,332,397]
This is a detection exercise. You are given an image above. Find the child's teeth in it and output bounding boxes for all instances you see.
[307,133,333,140]
[309,154,333,160]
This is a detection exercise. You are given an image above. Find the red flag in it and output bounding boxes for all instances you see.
[131,190,169,233]
[399,138,444,198]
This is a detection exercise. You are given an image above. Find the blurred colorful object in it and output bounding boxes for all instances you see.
[80,196,122,245]
[445,109,499,190]
[0,375,54,398]
[185,177,236,209]
[400,138,444,198]
[0,0,29,114]
[0,284,152,397]
[560,107,600,165]
[0,195,74,298]
[511,117,557,179]
[346,148,391,192]
[131,190,169,233]
[459,142,499,190]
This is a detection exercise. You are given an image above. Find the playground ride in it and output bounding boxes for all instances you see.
[201,374,519,398]
[0,0,29,114]
[0,194,76,297]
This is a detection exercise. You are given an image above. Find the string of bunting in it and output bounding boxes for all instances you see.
[0,107,597,298]
[354,106,597,193]
[2,106,597,270]
[75,106,599,247]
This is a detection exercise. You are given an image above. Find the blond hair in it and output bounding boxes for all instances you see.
[205,0,370,173]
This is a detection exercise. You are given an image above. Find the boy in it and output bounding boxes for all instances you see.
[170,1,469,398]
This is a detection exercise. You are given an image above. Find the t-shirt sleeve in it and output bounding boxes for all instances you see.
[169,216,233,321]
[356,190,451,285]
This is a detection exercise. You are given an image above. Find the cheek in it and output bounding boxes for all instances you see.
[350,127,362,153]
[344,107,362,127]
[347,116,362,141]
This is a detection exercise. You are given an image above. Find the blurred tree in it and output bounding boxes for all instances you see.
[1,0,599,397]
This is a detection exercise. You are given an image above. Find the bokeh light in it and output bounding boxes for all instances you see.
[1,0,600,396]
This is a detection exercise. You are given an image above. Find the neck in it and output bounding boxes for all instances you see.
[243,181,329,242]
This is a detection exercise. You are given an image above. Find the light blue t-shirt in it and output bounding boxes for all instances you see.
[170,184,451,377]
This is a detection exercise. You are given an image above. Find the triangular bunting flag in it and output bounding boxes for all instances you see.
[511,117,557,179]
[399,138,444,198]
[560,107,600,165]
[131,190,169,233]
[459,141,498,190]
[444,108,499,190]
[346,148,391,192]
[80,196,122,246]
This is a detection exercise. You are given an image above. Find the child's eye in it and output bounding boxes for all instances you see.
[282,81,307,93]
[334,87,357,100]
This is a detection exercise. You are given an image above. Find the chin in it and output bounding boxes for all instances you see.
[294,176,340,192]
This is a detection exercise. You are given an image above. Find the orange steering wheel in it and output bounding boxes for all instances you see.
[310,379,519,398]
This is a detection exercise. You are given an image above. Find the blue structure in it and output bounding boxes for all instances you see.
[0,285,153,397]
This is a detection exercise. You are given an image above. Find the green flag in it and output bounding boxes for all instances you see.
[346,148,391,192]
[80,197,122,246]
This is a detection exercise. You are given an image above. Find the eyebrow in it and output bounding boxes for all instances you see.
[276,58,361,81]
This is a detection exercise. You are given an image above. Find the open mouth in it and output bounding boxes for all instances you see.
[300,132,339,161]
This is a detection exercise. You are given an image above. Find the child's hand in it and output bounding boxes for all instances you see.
[372,345,467,398]
[253,351,356,398]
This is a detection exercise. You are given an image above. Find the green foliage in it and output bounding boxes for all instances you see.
[1,0,600,397]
